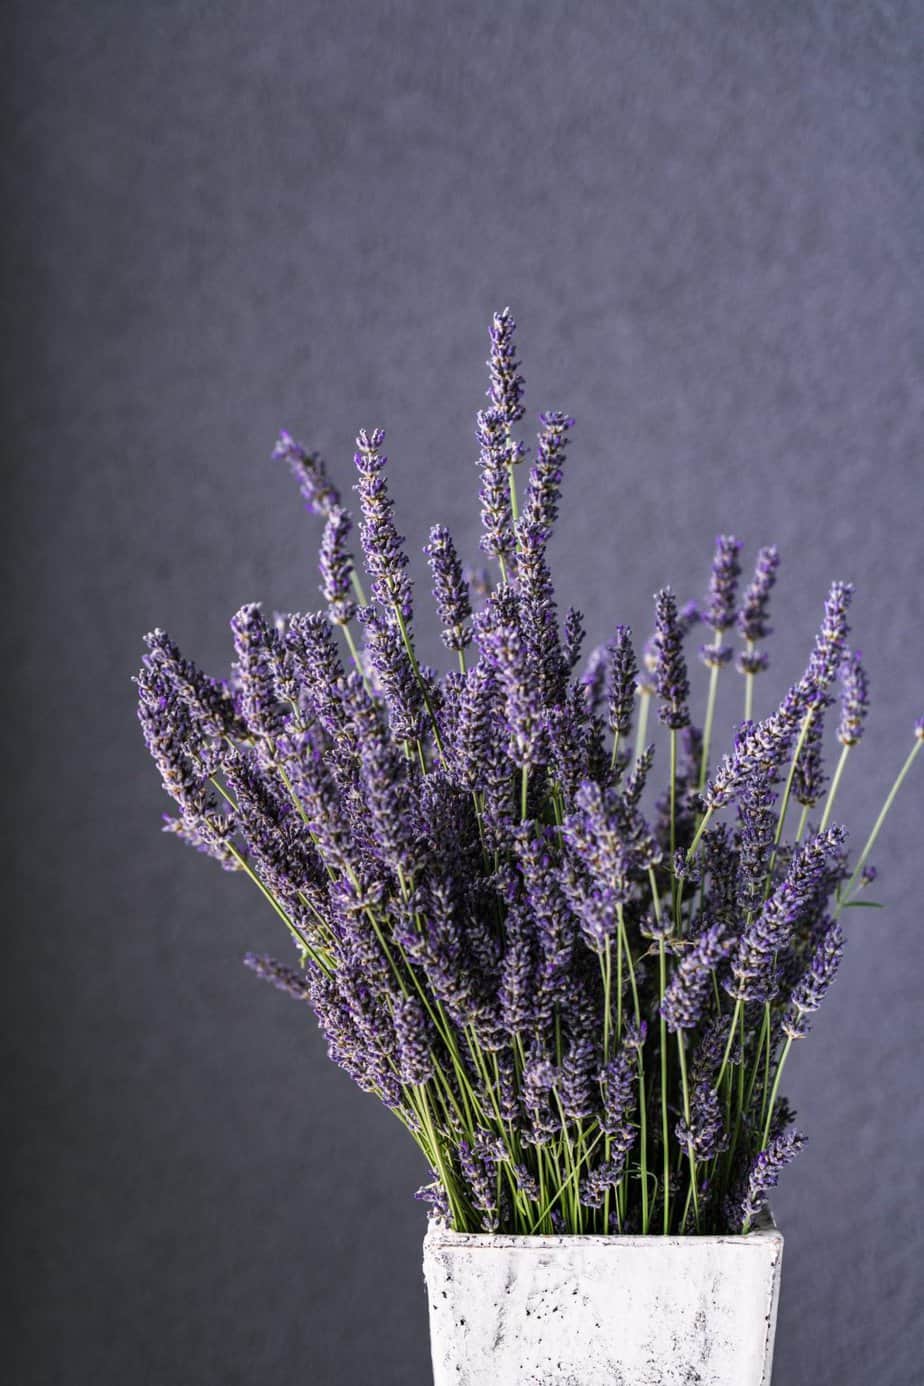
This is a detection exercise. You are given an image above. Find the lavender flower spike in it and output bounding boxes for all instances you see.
[354,428,413,621]
[736,544,780,674]
[808,580,853,691]
[424,525,472,653]
[244,953,313,1001]
[660,924,731,1032]
[701,535,742,668]
[782,918,845,1039]
[837,650,869,747]
[272,431,341,518]
[319,505,356,626]
[653,588,691,730]
[393,994,435,1085]
[607,625,638,740]
[487,306,525,424]
[476,407,517,564]
[728,1128,807,1233]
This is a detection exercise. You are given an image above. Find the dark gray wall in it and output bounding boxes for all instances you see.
[6,2,923,1383]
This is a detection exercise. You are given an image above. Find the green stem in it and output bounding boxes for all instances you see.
[761,1036,793,1149]
[685,805,715,864]
[527,1130,605,1233]
[698,632,724,792]
[838,737,923,910]
[774,705,816,849]
[676,1033,699,1231]
[743,640,756,723]
[634,689,651,765]
[819,742,850,833]
[658,940,670,1234]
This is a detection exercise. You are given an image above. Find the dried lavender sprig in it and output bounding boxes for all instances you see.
[319,505,357,627]
[517,410,573,549]
[607,625,638,749]
[244,952,313,1001]
[737,545,780,643]
[652,588,691,731]
[726,1128,807,1233]
[704,681,810,810]
[808,581,854,691]
[487,306,526,425]
[791,694,828,810]
[354,429,413,622]
[837,650,869,747]
[782,917,845,1040]
[725,825,846,1004]
[475,407,517,571]
[424,525,473,655]
[273,431,341,518]
[702,535,742,643]
[660,925,731,1032]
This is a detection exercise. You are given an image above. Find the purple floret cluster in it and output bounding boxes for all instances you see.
[138,310,922,1237]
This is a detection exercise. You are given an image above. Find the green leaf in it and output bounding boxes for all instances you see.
[842,900,884,909]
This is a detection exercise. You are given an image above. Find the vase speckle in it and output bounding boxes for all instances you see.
[423,1216,783,1385]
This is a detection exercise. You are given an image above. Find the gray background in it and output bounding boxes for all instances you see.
[5,2,923,1383]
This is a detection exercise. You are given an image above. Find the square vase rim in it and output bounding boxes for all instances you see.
[424,1207,780,1251]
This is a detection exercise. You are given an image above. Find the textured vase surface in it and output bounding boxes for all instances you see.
[423,1215,783,1386]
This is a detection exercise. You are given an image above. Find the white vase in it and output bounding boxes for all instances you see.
[423,1214,783,1386]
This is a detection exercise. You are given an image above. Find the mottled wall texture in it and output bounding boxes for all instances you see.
[5,3,922,1383]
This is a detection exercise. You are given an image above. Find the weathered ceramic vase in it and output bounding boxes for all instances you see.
[423,1214,783,1386]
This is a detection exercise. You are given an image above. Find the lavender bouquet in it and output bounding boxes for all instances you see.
[137,310,921,1238]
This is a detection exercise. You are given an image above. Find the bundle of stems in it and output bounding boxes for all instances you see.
[138,310,922,1235]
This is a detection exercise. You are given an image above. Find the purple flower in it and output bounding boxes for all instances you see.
[660,924,731,1032]
[393,994,435,1085]
[319,505,356,627]
[162,812,240,871]
[486,306,525,424]
[563,607,585,673]
[354,428,413,621]
[701,535,742,666]
[837,650,869,747]
[705,683,810,809]
[498,904,537,1039]
[782,917,845,1040]
[458,1137,500,1231]
[792,695,828,809]
[244,953,313,1001]
[597,1040,638,1147]
[736,545,780,665]
[558,1036,598,1120]
[475,407,517,564]
[652,588,691,730]
[359,606,425,745]
[284,613,347,737]
[808,580,853,691]
[676,1079,727,1162]
[735,777,778,916]
[273,431,341,518]
[725,827,846,1003]
[726,1128,807,1232]
[517,410,573,548]
[230,603,289,751]
[424,525,473,652]
[607,626,638,740]
[477,588,544,768]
